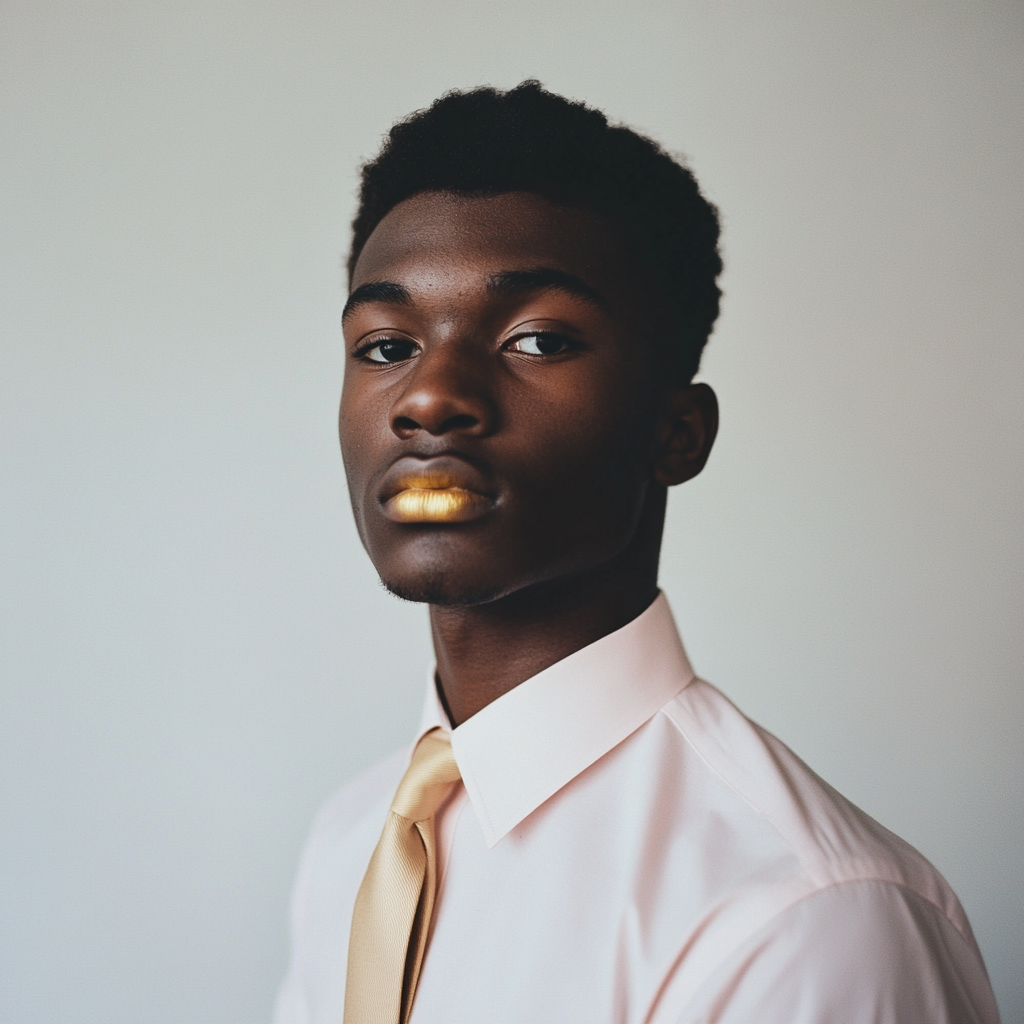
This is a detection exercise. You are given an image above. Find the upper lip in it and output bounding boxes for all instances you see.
[379,454,496,504]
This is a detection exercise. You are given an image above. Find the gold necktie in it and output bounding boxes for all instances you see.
[344,728,462,1024]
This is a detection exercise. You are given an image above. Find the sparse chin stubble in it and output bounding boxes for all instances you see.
[377,571,509,608]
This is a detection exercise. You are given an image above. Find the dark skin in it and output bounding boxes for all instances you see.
[340,191,717,726]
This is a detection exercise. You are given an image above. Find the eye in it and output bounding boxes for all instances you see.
[359,338,419,364]
[507,332,574,356]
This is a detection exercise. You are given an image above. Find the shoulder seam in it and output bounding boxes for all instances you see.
[645,876,982,1024]
[658,690,975,946]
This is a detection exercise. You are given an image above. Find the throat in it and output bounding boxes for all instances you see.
[429,550,660,728]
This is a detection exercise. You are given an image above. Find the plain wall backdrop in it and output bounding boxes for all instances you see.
[1,2,1021,1021]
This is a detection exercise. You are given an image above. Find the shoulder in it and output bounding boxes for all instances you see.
[649,680,997,1022]
[660,678,973,941]
[287,746,407,920]
[274,748,409,1024]
[305,746,408,845]
[657,878,1000,1023]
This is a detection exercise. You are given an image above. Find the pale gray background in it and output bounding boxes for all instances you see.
[2,2,1021,1022]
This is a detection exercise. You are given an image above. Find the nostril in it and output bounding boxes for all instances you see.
[440,414,480,433]
[393,415,420,433]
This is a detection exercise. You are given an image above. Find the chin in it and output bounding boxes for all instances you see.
[378,570,509,607]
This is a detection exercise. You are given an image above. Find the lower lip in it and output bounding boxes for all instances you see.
[384,487,492,523]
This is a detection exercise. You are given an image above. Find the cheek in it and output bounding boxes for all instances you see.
[524,365,651,468]
[338,385,389,539]
[337,405,361,498]
[503,383,653,528]
[338,378,384,473]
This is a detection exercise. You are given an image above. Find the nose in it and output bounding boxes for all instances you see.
[389,342,498,440]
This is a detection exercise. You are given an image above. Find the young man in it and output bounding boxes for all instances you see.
[274,83,998,1024]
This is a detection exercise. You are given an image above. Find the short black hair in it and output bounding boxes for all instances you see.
[349,81,722,382]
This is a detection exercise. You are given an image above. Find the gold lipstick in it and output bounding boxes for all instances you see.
[383,469,492,523]
[388,487,488,522]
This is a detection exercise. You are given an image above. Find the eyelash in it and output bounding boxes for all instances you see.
[506,331,576,356]
[354,337,420,364]
[353,331,577,365]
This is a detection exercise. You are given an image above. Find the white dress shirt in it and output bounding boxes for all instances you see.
[274,594,999,1023]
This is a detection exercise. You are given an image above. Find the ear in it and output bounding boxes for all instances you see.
[652,382,719,487]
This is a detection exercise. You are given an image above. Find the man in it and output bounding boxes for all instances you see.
[274,82,998,1023]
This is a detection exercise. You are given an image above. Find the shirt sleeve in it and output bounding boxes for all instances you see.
[665,879,1000,1024]
[272,964,309,1024]
[270,825,317,1024]
[271,749,407,1024]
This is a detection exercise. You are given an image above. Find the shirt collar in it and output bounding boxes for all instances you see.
[414,592,695,848]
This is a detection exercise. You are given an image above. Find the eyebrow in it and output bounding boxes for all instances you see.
[341,266,607,322]
[342,281,411,322]
[487,268,608,309]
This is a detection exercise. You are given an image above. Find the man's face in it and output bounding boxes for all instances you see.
[340,191,666,605]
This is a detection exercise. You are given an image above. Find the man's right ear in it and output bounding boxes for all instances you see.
[652,382,719,487]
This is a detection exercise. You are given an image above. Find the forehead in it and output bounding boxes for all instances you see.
[350,191,640,299]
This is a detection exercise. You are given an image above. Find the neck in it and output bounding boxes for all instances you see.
[429,489,665,727]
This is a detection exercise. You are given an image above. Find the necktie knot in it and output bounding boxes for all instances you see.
[390,729,461,822]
